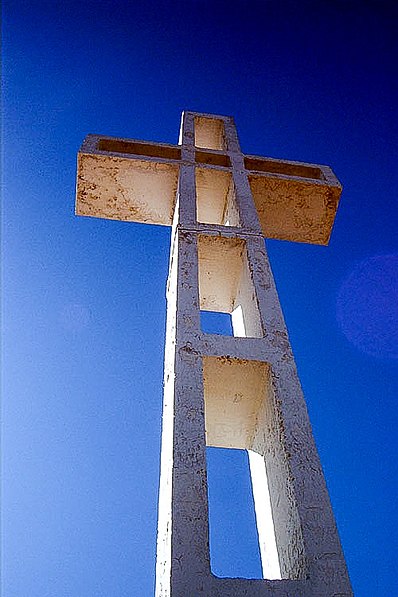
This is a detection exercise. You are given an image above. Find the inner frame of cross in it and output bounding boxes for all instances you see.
[76,111,352,597]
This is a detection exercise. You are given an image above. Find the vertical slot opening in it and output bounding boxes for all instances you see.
[198,235,262,338]
[203,356,306,580]
[206,447,263,579]
[196,168,240,227]
[195,168,240,226]
[203,357,280,579]
[194,116,226,151]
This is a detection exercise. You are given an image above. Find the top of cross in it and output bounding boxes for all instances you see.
[76,111,341,244]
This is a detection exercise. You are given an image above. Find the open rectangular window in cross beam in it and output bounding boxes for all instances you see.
[206,447,263,579]
[196,168,239,227]
[195,151,231,168]
[194,116,226,151]
[202,356,306,580]
[198,235,262,338]
[203,357,281,580]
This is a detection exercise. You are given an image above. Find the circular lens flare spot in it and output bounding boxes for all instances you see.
[336,255,398,359]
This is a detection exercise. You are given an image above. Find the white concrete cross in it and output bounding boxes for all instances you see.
[76,112,352,596]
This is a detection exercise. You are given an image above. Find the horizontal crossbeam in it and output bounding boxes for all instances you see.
[76,113,342,244]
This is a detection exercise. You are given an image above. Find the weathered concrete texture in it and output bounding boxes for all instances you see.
[76,115,342,244]
[196,167,239,226]
[75,111,351,596]
[76,147,179,225]
[195,116,226,151]
[248,172,340,245]
[159,225,351,596]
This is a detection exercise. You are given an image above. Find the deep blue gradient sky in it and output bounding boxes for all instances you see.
[3,1,398,595]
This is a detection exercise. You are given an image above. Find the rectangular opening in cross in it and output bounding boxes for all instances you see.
[203,357,282,580]
[195,150,231,168]
[196,168,240,227]
[206,446,263,579]
[194,116,226,151]
[198,235,262,338]
[200,311,234,336]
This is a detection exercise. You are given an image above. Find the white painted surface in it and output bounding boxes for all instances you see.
[248,450,281,580]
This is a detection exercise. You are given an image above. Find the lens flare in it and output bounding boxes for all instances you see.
[336,255,398,359]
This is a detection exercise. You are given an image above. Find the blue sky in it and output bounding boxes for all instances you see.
[2,1,398,595]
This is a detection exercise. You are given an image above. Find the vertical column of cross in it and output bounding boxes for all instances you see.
[157,112,352,596]
[173,112,210,581]
[249,246,308,581]
[221,117,352,593]
[236,221,353,590]
[221,118,285,579]
[223,117,263,234]
[208,117,312,582]
[155,198,178,597]
[156,112,212,597]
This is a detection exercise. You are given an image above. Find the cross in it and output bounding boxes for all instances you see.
[76,112,351,596]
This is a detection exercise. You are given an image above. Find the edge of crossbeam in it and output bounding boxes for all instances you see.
[79,134,182,163]
[244,153,342,245]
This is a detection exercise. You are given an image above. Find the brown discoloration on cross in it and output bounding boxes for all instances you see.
[76,114,341,244]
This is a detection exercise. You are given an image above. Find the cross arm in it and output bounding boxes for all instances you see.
[244,153,342,245]
[76,134,181,226]
[76,129,342,246]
